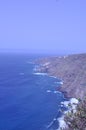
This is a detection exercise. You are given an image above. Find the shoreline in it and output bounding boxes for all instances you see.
[34,62,73,99]
[33,63,79,130]
[57,98,78,130]
[35,53,86,99]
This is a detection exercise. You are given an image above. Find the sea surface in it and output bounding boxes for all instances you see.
[0,53,68,130]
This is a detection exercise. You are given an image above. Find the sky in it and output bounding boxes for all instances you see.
[0,0,86,54]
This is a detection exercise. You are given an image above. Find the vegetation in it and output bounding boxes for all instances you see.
[63,98,86,130]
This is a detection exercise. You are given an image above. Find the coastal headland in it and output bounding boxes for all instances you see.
[35,53,86,99]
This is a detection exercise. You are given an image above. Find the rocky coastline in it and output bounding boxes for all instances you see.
[35,53,86,99]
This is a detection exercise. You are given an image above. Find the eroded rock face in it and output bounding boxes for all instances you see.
[35,54,86,99]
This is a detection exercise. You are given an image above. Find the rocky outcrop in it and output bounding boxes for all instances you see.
[35,54,86,99]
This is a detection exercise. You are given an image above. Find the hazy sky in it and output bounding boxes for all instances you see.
[0,0,86,54]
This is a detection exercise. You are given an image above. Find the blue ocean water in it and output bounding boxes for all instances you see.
[0,53,67,130]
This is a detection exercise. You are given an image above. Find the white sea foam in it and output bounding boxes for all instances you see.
[70,98,78,104]
[49,76,57,79]
[69,98,79,111]
[47,90,62,94]
[47,118,57,129]
[56,91,62,94]
[47,121,53,129]
[61,100,70,107]
[55,81,63,85]
[46,90,52,93]
[57,98,78,130]
[57,116,66,130]
[53,91,58,94]
[60,81,63,85]
[33,73,47,76]
[61,98,78,108]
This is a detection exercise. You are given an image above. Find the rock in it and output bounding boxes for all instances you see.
[35,53,86,99]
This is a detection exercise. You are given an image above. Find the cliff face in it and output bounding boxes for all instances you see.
[36,54,86,99]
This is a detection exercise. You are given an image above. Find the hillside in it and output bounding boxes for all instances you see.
[35,53,86,99]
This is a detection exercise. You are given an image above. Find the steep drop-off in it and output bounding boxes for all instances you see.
[35,53,86,99]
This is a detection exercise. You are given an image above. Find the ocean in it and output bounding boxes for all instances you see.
[0,53,68,130]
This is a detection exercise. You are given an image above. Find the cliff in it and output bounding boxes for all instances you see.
[35,53,86,99]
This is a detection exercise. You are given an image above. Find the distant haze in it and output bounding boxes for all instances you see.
[0,0,86,54]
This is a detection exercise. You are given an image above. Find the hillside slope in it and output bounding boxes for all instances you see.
[36,54,86,99]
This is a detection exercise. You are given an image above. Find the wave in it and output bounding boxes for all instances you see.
[53,90,59,94]
[57,116,66,130]
[57,98,78,130]
[46,90,52,93]
[55,81,63,85]
[46,90,62,94]
[61,98,78,108]
[49,76,57,79]
[46,117,57,129]
[33,72,48,76]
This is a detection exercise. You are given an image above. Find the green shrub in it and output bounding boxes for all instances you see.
[64,98,86,130]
